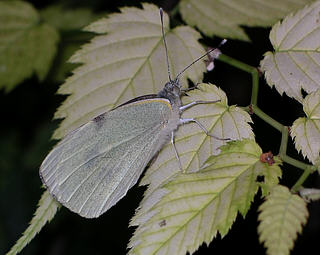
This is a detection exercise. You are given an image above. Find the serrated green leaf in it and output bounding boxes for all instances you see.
[258,185,308,255]
[133,83,254,214]
[260,1,320,102]
[291,90,320,164]
[179,0,313,41]
[40,5,103,31]
[53,3,206,139]
[0,0,59,92]
[6,190,60,255]
[129,139,278,255]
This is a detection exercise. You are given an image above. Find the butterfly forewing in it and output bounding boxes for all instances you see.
[40,99,177,218]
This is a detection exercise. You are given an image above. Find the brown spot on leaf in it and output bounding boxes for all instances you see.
[159,219,166,227]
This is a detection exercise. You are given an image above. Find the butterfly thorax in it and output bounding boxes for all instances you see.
[157,79,182,109]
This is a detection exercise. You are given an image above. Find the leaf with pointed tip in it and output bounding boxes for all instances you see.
[53,3,206,139]
[258,185,308,255]
[6,190,60,255]
[0,0,59,92]
[291,90,320,164]
[260,1,320,102]
[133,83,254,218]
[179,0,313,41]
[129,139,281,255]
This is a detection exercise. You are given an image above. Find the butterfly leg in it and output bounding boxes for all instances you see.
[171,131,184,172]
[180,118,230,141]
[180,83,201,94]
[179,100,220,112]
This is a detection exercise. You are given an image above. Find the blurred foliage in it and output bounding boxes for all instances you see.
[40,4,103,32]
[0,1,59,92]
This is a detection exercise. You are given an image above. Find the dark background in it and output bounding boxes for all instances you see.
[1,0,319,254]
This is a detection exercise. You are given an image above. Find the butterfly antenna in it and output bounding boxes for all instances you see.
[160,8,172,82]
[175,39,227,80]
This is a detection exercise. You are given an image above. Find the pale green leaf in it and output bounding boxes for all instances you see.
[260,1,320,102]
[40,5,103,31]
[6,190,60,255]
[291,90,320,164]
[134,83,254,211]
[299,187,320,201]
[179,0,313,41]
[53,3,206,139]
[129,139,279,255]
[0,0,59,92]
[258,185,308,255]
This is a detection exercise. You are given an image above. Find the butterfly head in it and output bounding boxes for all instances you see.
[158,78,181,107]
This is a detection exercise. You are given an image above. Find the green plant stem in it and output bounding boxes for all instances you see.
[218,54,260,105]
[291,170,312,193]
[251,105,283,132]
[251,69,259,106]
[219,54,253,73]
[281,154,314,171]
[279,126,288,157]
